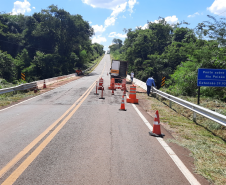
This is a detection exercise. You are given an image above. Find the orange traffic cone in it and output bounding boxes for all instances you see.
[43,80,46,89]
[149,110,165,137]
[119,95,126,111]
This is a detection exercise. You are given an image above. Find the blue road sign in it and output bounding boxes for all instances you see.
[197,68,226,87]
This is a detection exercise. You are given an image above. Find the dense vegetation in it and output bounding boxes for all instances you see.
[0,5,104,84]
[110,16,226,101]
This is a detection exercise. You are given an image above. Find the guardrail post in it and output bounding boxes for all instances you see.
[169,100,172,108]
[193,112,197,122]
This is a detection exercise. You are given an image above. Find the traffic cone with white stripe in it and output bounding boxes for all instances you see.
[119,95,126,111]
[149,110,165,137]
[43,80,46,89]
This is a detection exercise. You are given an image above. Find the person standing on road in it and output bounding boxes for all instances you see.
[146,76,156,96]
[131,71,134,83]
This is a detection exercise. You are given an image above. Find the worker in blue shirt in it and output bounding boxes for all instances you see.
[146,76,156,96]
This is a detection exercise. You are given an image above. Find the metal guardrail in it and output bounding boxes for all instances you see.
[0,73,76,95]
[127,75,226,127]
[82,60,99,73]
[0,56,102,95]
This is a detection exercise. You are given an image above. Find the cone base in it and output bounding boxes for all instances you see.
[126,98,138,104]
[94,93,99,95]
[99,97,105,99]
[119,109,127,111]
[108,87,116,90]
[149,132,165,137]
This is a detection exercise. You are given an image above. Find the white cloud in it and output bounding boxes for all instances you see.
[92,36,107,44]
[92,24,106,36]
[111,2,127,17]
[207,0,226,16]
[122,15,126,18]
[108,32,127,38]
[82,0,137,30]
[141,23,148,29]
[32,7,35,9]
[105,16,116,27]
[11,0,31,15]
[188,12,200,18]
[128,0,137,13]
[136,23,148,30]
[82,0,127,10]
[165,15,178,25]
[138,15,179,30]
[104,2,127,28]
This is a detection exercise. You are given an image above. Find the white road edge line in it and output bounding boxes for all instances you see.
[0,77,83,112]
[129,98,201,185]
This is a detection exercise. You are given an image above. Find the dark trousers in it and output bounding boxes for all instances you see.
[147,85,151,96]
[131,77,133,82]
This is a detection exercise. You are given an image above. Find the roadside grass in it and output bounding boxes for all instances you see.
[0,90,38,108]
[158,95,226,141]
[84,54,104,74]
[137,93,226,185]
[0,78,26,89]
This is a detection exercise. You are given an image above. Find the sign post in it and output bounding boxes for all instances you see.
[197,68,226,104]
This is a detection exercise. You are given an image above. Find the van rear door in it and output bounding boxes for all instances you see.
[111,60,120,76]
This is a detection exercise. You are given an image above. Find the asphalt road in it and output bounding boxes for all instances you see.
[0,55,194,184]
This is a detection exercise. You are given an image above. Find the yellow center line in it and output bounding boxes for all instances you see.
[0,81,95,179]
[2,82,96,185]
[0,60,106,183]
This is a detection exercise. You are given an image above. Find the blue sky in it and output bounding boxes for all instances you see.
[1,0,226,51]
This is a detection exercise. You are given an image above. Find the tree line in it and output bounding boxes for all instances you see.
[0,5,104,84]
[109,16,226,101]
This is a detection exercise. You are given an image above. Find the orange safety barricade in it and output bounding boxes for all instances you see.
[126,85,138,104]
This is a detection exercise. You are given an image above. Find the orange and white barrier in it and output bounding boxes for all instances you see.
[99,86,105,99]
[94,81,99,95]
[98,77,103,90]
[43,80,46,89]
[108,78,116,90]
[149,110,165,137]
[126,85,138,104]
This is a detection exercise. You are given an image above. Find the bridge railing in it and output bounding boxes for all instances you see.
[127,75,226,127]
[0,73,76,95]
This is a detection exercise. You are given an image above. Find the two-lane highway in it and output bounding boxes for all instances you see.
[0,55,197,184]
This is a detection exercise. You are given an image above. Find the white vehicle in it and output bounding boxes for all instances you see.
[110,60,128,83]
